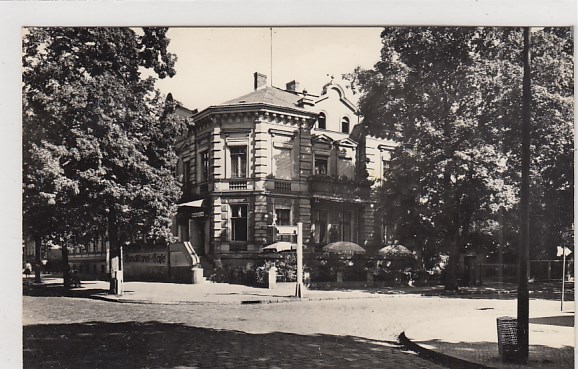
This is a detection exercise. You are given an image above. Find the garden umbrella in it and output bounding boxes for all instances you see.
[323,242,366,255]
[261,241,297,253]
[378,244,415,258]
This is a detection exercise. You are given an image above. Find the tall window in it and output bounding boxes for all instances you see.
[231,204,248,241]
[341,117,350,134]
[275,208,291,226]
[273,147,292,179]
[317,113,326,129]
[200,151,209,182]
[275,208,292,241]
[312,210,327,243]
[183,160,191,189]
[340,211,352,242]
[314,156,328,175]
[230,146,247,178]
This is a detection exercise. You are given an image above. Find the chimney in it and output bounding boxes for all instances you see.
[254,72,267,90]
[285,80,300,92]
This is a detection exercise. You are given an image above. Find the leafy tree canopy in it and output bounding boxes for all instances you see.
[348,27,573,289]
[23,27,187,253]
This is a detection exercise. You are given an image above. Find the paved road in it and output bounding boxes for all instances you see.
[24,295,473,369]
[24,293,541,369]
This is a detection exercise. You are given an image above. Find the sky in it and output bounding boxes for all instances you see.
[153,27,384,111]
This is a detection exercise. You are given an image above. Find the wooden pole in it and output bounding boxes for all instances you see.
[295,222,303,298]
[561,251,566,311]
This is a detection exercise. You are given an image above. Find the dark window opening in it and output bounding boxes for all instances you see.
[312,210,328,244]
[200,151,209,182]
[183,160,191,189]
[231,204,248,241]
[317,113,326,129]
[315,156,328,175]
[341,117,350,134]
[340,211,352,242]
[275,208,291,226]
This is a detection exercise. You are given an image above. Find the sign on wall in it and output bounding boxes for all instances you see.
[125,252,167,265]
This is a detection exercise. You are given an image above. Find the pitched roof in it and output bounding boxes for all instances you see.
[221,86,308,111]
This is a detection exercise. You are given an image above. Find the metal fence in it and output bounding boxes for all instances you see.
[481,260,573,282]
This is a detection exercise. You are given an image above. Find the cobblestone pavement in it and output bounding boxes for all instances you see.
[23,290,572,369]
[23,296,460,369]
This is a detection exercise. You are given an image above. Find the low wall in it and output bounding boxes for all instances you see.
[124,242,200,283]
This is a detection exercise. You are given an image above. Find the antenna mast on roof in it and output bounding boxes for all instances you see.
[270,27,273,87]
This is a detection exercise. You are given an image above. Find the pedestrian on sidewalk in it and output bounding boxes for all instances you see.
[24,262,32,282]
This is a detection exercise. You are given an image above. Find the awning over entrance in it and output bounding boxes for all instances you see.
[177,199,204,208]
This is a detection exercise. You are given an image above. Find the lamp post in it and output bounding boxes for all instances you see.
[517,26,532,364]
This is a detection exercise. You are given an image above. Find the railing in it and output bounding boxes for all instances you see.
[274,180,292,192]
[309,175,371,199]
[229,180,248,190]
[480,260,574,282]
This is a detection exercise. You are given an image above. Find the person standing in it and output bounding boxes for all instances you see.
[24,262,32,280]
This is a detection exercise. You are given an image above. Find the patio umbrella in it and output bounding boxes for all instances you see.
[378,244,415,258]
[261,241,297,253]
[323,242,366,255]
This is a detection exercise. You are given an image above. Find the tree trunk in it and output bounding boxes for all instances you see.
[444,229,461,291]
[34,235,42,283]
[62,243,70,288]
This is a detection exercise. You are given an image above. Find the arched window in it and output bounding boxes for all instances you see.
[317,113,326,129]
[341,116,350,134]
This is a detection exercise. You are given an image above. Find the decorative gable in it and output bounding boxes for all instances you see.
[336,137,358,149]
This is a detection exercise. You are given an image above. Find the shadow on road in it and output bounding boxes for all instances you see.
[529,315,575,327]
[23,283,109,299]
[24,321,420,369]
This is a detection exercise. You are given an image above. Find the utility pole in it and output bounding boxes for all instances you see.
[517,26,531,364]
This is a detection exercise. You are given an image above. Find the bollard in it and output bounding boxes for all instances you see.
[367,270,374,283]
[113,270,124,295]
[268,266,277,289]
[192,267,204,284]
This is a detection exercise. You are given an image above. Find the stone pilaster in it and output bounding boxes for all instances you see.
[211,196,224,253]
[211,125,223,180]
[361,204,377,251]
[253,119,270,179]
[298,120,313,182]
[253,194,269,246]
[297,197,312,244]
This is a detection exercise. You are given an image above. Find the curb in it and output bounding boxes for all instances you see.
[421,289,517,297]
[87,293,391,306]
[399,332,496,369]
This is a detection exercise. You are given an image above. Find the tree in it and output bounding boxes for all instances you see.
[22,27,187,291]
[348,27,573,290]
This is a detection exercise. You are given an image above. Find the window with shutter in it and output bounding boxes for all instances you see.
[274,147,292,179]
[230,146,247,178]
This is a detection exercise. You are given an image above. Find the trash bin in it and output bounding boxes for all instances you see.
[496,317,520,362]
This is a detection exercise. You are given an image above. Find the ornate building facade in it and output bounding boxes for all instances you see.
[173,73,395,268]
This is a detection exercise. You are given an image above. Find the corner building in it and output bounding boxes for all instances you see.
[174,74,395,270]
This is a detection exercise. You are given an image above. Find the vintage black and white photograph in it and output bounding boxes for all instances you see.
[15,4,575,369]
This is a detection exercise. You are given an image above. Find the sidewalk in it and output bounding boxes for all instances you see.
[24,276,574,369]
[403,308,574,369]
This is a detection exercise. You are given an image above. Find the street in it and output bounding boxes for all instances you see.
[23,291,547,369]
